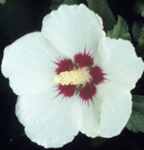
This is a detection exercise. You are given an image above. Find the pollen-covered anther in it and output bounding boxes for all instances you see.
[54,68,91,85]
[54,53,106,100]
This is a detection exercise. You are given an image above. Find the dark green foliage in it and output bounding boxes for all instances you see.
[127,95,144,133]
[107,16,131,40]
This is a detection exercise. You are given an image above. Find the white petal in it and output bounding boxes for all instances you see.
[79,98,101,137]
[99,37,144,89]
[42,4,105,58]
[92,37,143,137]
[97,82,132,137]
[16,94,79,148]
[1,32,62,95]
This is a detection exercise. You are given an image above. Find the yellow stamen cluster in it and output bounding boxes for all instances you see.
[54,68,91,85]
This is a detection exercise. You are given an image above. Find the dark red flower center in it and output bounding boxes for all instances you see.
[55,51,105,103]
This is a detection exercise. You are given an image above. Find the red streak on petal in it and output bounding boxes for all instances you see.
[90,66,105,84]
[58,85,76,97]
[79,83,96,101]
[56,59,74,74]
[74,52,93,67]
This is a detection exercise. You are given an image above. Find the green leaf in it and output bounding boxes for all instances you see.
[50,0,63,10]
[107,16,131,40]
[132,22,144,56]
[135,0,144,17]
[63,0,82,5]
[138,30,144,48]
[127,95,144,133]
[87,0,116,30]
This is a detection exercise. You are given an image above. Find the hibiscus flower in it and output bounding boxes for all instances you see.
[1,4,144,148]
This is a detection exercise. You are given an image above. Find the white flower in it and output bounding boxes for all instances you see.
[1,4,144,148]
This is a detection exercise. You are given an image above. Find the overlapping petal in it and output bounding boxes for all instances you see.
[16,94,80,148]
[97,82,132,137]
[78,97,101,137]
[94,37,144,137]
[98,37,144,89]
[42,4,105,58]
[1,32,62,95]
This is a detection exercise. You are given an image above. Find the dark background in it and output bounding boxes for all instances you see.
[0,0,144,150]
